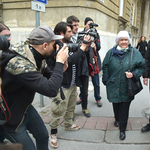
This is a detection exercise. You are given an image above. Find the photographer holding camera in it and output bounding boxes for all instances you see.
[0,25,69,150]
[76,17,102,118]
[48,22,91,149]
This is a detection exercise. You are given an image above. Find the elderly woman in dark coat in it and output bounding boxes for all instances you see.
[102,31,145,140]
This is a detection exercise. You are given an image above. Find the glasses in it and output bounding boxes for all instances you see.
[72,24,79,27]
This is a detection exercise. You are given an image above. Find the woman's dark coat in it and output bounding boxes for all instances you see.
[102,45,145,103]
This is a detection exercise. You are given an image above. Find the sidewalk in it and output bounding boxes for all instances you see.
[33,78,150,149]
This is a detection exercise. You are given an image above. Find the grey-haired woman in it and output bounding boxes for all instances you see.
[102,31,145,140]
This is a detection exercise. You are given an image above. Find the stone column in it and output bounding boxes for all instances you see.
[142,0,150,37]
[119,0,124,16]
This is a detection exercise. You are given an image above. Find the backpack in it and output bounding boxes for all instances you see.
[0,35,28,125]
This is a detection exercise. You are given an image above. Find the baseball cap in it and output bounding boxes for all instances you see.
[28,25,64,45]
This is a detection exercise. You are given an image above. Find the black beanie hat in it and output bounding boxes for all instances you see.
[84,17,93,25]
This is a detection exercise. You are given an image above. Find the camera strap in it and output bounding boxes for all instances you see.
[0,93,11,125]
[60,87,65,100]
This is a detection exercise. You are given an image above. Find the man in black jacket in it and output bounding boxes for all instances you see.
[76,17,102,118]
[141,40,150,133]
[49,22,91,149]
[1,25,69,150]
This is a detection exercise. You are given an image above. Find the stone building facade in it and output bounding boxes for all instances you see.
[0,0,150,59]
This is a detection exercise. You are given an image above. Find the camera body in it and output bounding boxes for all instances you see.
[54,41,79,54]
[78,22,98,42]
[0,35,10,52]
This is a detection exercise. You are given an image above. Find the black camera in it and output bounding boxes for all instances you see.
[0,35,10,63]
[0,35,10,52]
[78,22,98,42]
[54,41,79,54]
[0,35,15,72]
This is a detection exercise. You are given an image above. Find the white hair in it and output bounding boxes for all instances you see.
[115,31,131,44]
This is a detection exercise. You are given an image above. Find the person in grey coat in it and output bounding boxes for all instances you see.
[102,31,145,140]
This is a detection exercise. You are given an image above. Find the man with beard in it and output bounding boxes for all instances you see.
[1,25,69,150]
[49,22,91,149]
[67,15,79,43]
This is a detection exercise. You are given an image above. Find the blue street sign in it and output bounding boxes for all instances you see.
[35,0,47,4]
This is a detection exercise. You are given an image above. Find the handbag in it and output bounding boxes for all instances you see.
[127,47,143,96]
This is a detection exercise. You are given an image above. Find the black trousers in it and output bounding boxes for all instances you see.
[80,75,89,109]
[112,101,131,132]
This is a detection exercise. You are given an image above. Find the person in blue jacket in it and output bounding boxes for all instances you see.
[102,31,145,140]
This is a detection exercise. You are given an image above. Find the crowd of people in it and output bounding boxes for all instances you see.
[0,15,150,150]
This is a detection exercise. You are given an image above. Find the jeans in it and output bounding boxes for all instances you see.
[91,73,102,101]
[2,105,49,150]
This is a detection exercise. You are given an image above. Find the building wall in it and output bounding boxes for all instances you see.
[0,0,149,59]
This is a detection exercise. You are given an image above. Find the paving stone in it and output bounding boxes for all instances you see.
[129,117,140,124]
[107,117,118,130]
[40,109,51,117]
[126,123,131,131]
[97,117,108,123]
[39,112,45,118]
[74,116,87,128]
[141,123,147,127]
[107,122,118,130]
[84,122,96,130]
[43,115,51,124]
[105,130,150,144]
[57,126,105,143]
[130,123,142,130]
[138,117,149,124]
[107,117,115,122]
[95,122,107,130]
[86,116,98,123]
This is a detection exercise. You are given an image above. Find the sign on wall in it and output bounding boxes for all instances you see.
[31,1,45,12]
[35,0,47,4]
[100,0,104,3]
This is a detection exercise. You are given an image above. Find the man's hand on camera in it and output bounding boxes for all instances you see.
[80,35,91,51]
[56,44,69,64]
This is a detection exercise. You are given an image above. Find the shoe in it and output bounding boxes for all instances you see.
[114,121,119,127]
[82,109,91,118]
[141,124,150,133]
[120,132,126,140]
[65,124,81,131]
[76,99,82,105]
[49,134,58,149]
[97,100,102,107]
